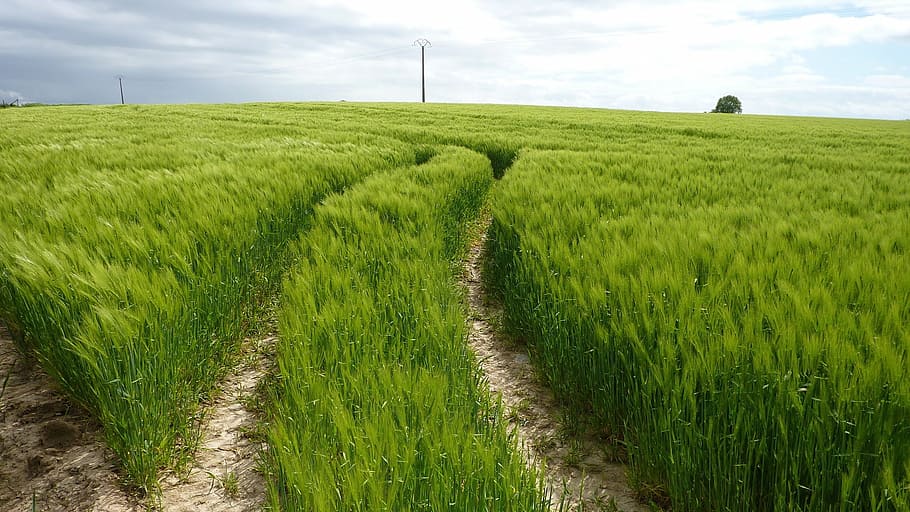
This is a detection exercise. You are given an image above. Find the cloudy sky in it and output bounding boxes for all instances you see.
[2,0,909,119]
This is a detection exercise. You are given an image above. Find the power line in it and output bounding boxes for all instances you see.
[91,4,906,104]
[116,75,125,104]
[253,45,412,76]
[413,38,431,103]
[117,4,903,83]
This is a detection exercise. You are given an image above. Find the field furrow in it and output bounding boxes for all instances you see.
[464,220,647,512]
[0,105,416,492]
[266,146,549,510]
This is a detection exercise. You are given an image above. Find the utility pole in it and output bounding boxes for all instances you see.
[116,75,125,104]
[413,39,431,103]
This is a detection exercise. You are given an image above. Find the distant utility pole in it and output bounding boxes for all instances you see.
[116,75,125,104]
[413,38,431,103]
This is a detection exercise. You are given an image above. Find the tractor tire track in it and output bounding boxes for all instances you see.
[462,222,647,512]
[156,322,274,512]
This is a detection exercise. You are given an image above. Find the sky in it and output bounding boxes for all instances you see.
[1,0,909,119]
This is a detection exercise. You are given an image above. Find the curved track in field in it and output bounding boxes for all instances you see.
[157,323,273,512]
[463,223,647,512]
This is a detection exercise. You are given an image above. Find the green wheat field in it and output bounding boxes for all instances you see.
[1,103,908,511]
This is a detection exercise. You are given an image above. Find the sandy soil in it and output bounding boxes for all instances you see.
[462,226,647,512]
[156,328,272,512]
[0,320,271,512]
[0,323,143,512]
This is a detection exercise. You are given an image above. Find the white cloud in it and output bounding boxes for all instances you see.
[305,0,518,41]
[863,74,910,88]
[427,2,910,118]
[1,0,908,118]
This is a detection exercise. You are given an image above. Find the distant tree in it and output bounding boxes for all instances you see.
[711,95,742,114]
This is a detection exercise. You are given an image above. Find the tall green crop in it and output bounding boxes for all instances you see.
[3,101,908,509]
[267,147,548,511]
[487,138,910,510]
[0,105,414,490]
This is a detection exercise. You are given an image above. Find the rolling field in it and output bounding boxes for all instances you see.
[1,103,908,511]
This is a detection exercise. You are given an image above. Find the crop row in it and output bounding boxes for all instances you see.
[267,146,547,510]
[486,147,910,510]
[0,106,415,490]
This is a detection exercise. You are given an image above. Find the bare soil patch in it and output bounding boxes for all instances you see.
[156,326,273,512]
[462,226,647,512]
[0,323,142,512]
[0,318,272,512]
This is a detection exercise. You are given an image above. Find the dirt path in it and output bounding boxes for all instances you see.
[0,323,143,512]
[463,226,647,512]
[156,325,273,512]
